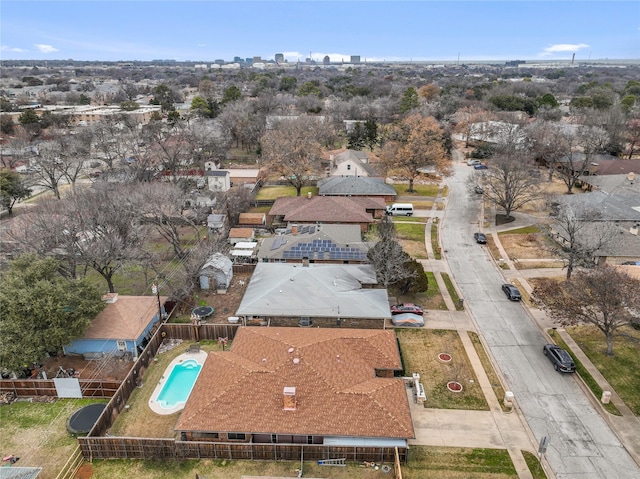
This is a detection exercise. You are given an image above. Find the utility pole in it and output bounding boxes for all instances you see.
[151,282,163,322]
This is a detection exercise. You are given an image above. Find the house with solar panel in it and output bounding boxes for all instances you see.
[234,262,390,328]
[258,224,371,264]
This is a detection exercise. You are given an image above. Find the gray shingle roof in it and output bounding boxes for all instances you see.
[236,263,390,319]
[318,176,396,196]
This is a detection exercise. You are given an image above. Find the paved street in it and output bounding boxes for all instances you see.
[439,159,640,479]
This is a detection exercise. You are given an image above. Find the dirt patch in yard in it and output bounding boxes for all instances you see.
[171,272,252,324]
[498,233,557,260]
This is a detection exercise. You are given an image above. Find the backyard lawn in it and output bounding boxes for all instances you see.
[0,398,107,479]
[110,340,228,438]
[254,185,318,199]
[79,445,529,479]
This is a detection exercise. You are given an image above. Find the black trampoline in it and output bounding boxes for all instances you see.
[66,403,106,436]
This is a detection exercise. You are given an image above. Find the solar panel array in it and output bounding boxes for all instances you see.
[282,238,368,261]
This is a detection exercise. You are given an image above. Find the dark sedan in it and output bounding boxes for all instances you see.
[501,284,521,301]
[543,344,576,373]
[474,164,489,170]
[474,232,487,244]
[390,303,424,316]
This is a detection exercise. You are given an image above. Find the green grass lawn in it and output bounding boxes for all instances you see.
[396,329,488,410]
[431,223,441,259]
[81,446,524,479]
[393,216,428,223]
[394,184,441,197]
[522,450,549,479]
[441,272,463,310]
[550,330,621,415]
[497,225,541,235]
[254,185,318,199]
[0,398,107,477]
[396,222,426,242]
[468,331,508,412]
[564,325,640,415]
[404,446,516,478]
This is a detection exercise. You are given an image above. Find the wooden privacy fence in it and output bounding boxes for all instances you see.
[0,379,120,398]
[78,437,406,464]
[89,323,239,437]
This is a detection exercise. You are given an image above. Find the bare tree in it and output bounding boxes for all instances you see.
[548,202,619,280]
[533,265,640,356]
[223,187,254,227]
[379,114,450,192]
[133,182,202,259]
[260,116,326,196]
[367,215,415,288]
[29,137,67,199]
[524,120,572,182]
[473,149,541,221]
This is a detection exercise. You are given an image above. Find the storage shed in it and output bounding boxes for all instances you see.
[199,253,233,290]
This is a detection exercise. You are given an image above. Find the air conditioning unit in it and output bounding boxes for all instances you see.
[117,340,127,352]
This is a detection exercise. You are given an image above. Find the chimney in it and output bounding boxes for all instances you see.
[102,293,118,303]
[292,225,298,235]
[302,257,309,267]
[283,386,296,410]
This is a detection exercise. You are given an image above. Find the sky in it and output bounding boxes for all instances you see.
[1,1,639,63]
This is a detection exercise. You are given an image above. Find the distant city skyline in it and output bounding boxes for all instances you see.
[2,1,639,63]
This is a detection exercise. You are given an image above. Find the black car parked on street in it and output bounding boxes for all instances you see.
[543,344,576,373]
[501,283,521,301]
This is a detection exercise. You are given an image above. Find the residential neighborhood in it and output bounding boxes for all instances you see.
[1,52,640,479]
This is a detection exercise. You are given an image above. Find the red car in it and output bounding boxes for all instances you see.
[390,303,424,315]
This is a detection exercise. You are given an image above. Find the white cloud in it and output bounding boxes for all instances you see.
[540,43,589,57]
[34,44,59,53]
[1,45,26,53]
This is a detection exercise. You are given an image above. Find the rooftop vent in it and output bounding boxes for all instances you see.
[102,293,118,303]
[283,386,297,410]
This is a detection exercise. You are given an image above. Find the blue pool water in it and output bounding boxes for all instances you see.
[156,359,202,409]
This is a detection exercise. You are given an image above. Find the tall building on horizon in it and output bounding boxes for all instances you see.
[350,55,361,64]
[275,53,284,64]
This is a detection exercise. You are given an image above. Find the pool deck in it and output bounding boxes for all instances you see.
[148,350,208,415]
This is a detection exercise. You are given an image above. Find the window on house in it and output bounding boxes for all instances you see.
[228,433,246,440]
[347,164,351,170]
[272,434,277,443]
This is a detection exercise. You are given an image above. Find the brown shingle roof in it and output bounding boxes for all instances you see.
[176,327,414,439]
[269,196,381,223]
[82,296,167,340]
[238,213,266,225]
[228,227,254,238]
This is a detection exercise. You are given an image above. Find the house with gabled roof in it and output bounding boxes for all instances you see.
[268,195,385,232]
[175,327,414,455]
[258,224,371,264]
[330,149,378,177]
[234,262,390,328]
[63,294,167,360]
[318,176,396,201]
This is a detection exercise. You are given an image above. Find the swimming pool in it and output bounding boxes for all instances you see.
[150,357,203,414]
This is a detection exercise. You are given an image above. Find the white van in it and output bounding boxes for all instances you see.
[385,203,414,216]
